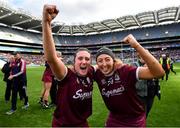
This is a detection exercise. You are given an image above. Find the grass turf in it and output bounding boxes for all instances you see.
[0,63,180,127]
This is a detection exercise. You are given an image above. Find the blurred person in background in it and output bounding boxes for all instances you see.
[169,57,176,75]
[135,51,161,117]
[6,52,29,115]
[159,54,170,81]
[49,51,63,107]
[40,60,53,108]
[1,54,14,103]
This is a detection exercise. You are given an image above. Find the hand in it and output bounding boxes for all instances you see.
[122,34,140,48]
[43,4,59,23]
[8,75,14,80]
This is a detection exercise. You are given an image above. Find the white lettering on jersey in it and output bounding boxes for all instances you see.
[73,89,92,100]
[101,86,125,98]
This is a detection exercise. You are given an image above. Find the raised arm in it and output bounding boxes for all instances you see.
[123,34,165,79]
[42,4,67,80]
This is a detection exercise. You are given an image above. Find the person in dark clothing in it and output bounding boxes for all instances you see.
[169,58,176,75]
[159,54,170,81]
[1,55,14,102]
[49,76,58,106]
[6,52,29,115]
[136,51,161,117]
[146,79,161,116]
[49,51,62,107]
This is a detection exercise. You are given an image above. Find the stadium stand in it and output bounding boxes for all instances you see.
[0,2,180,65]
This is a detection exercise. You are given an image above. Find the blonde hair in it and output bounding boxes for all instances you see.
[114,58,124,69]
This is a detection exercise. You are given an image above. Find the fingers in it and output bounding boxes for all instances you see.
[43,4,59,21]
[121,34,140,49]
[8,75,13,80]
[46,5,59,15]
[122,34,133,42]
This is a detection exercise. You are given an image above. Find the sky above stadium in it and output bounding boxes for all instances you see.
[2,0,180,25]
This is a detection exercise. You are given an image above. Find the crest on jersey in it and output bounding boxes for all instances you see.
[107,77,113,86]
[115,73,120,81]
[76,77,91,87]
[101,79,106,85]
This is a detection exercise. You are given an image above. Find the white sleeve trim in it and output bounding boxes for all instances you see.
[136,67,140,81]
[56,66,68,82]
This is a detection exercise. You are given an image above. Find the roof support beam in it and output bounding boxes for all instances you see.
[175,6,180,21]
[114,19,125,29]
[154,11,159,24]
[77,25,86,35]
[57,23,65,34]
[12,19,31,26]
[99,22,111,31]
[30,24,42,29]
[70,26,73,35]
[133,16,141,27]
[0,12,12,19]
[86,25,99,33]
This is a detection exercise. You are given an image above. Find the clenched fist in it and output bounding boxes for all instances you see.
[122,34,140,49]
[43,4,59,23]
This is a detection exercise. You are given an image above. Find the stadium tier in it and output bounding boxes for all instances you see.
[0,3,180,62]
[0,23,180,55]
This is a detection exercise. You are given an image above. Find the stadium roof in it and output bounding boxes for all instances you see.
[0,3,180,35]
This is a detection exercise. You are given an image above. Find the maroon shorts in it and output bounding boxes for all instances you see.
[52,116,89,127]
[105,112,146,127]
[42,74,52,82]
[42,69,53,82]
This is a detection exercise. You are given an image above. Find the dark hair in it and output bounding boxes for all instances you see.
[73,48,91,62]
[12,51,20,55]
[95,46,115,61]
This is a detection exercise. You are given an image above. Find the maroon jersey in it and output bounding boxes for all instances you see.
[95,65,145,127]
[12,58,27,81]
[42,62,53,82]
[52,67,94,127]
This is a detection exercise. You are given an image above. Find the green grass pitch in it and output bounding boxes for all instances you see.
[0,63,180,127]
